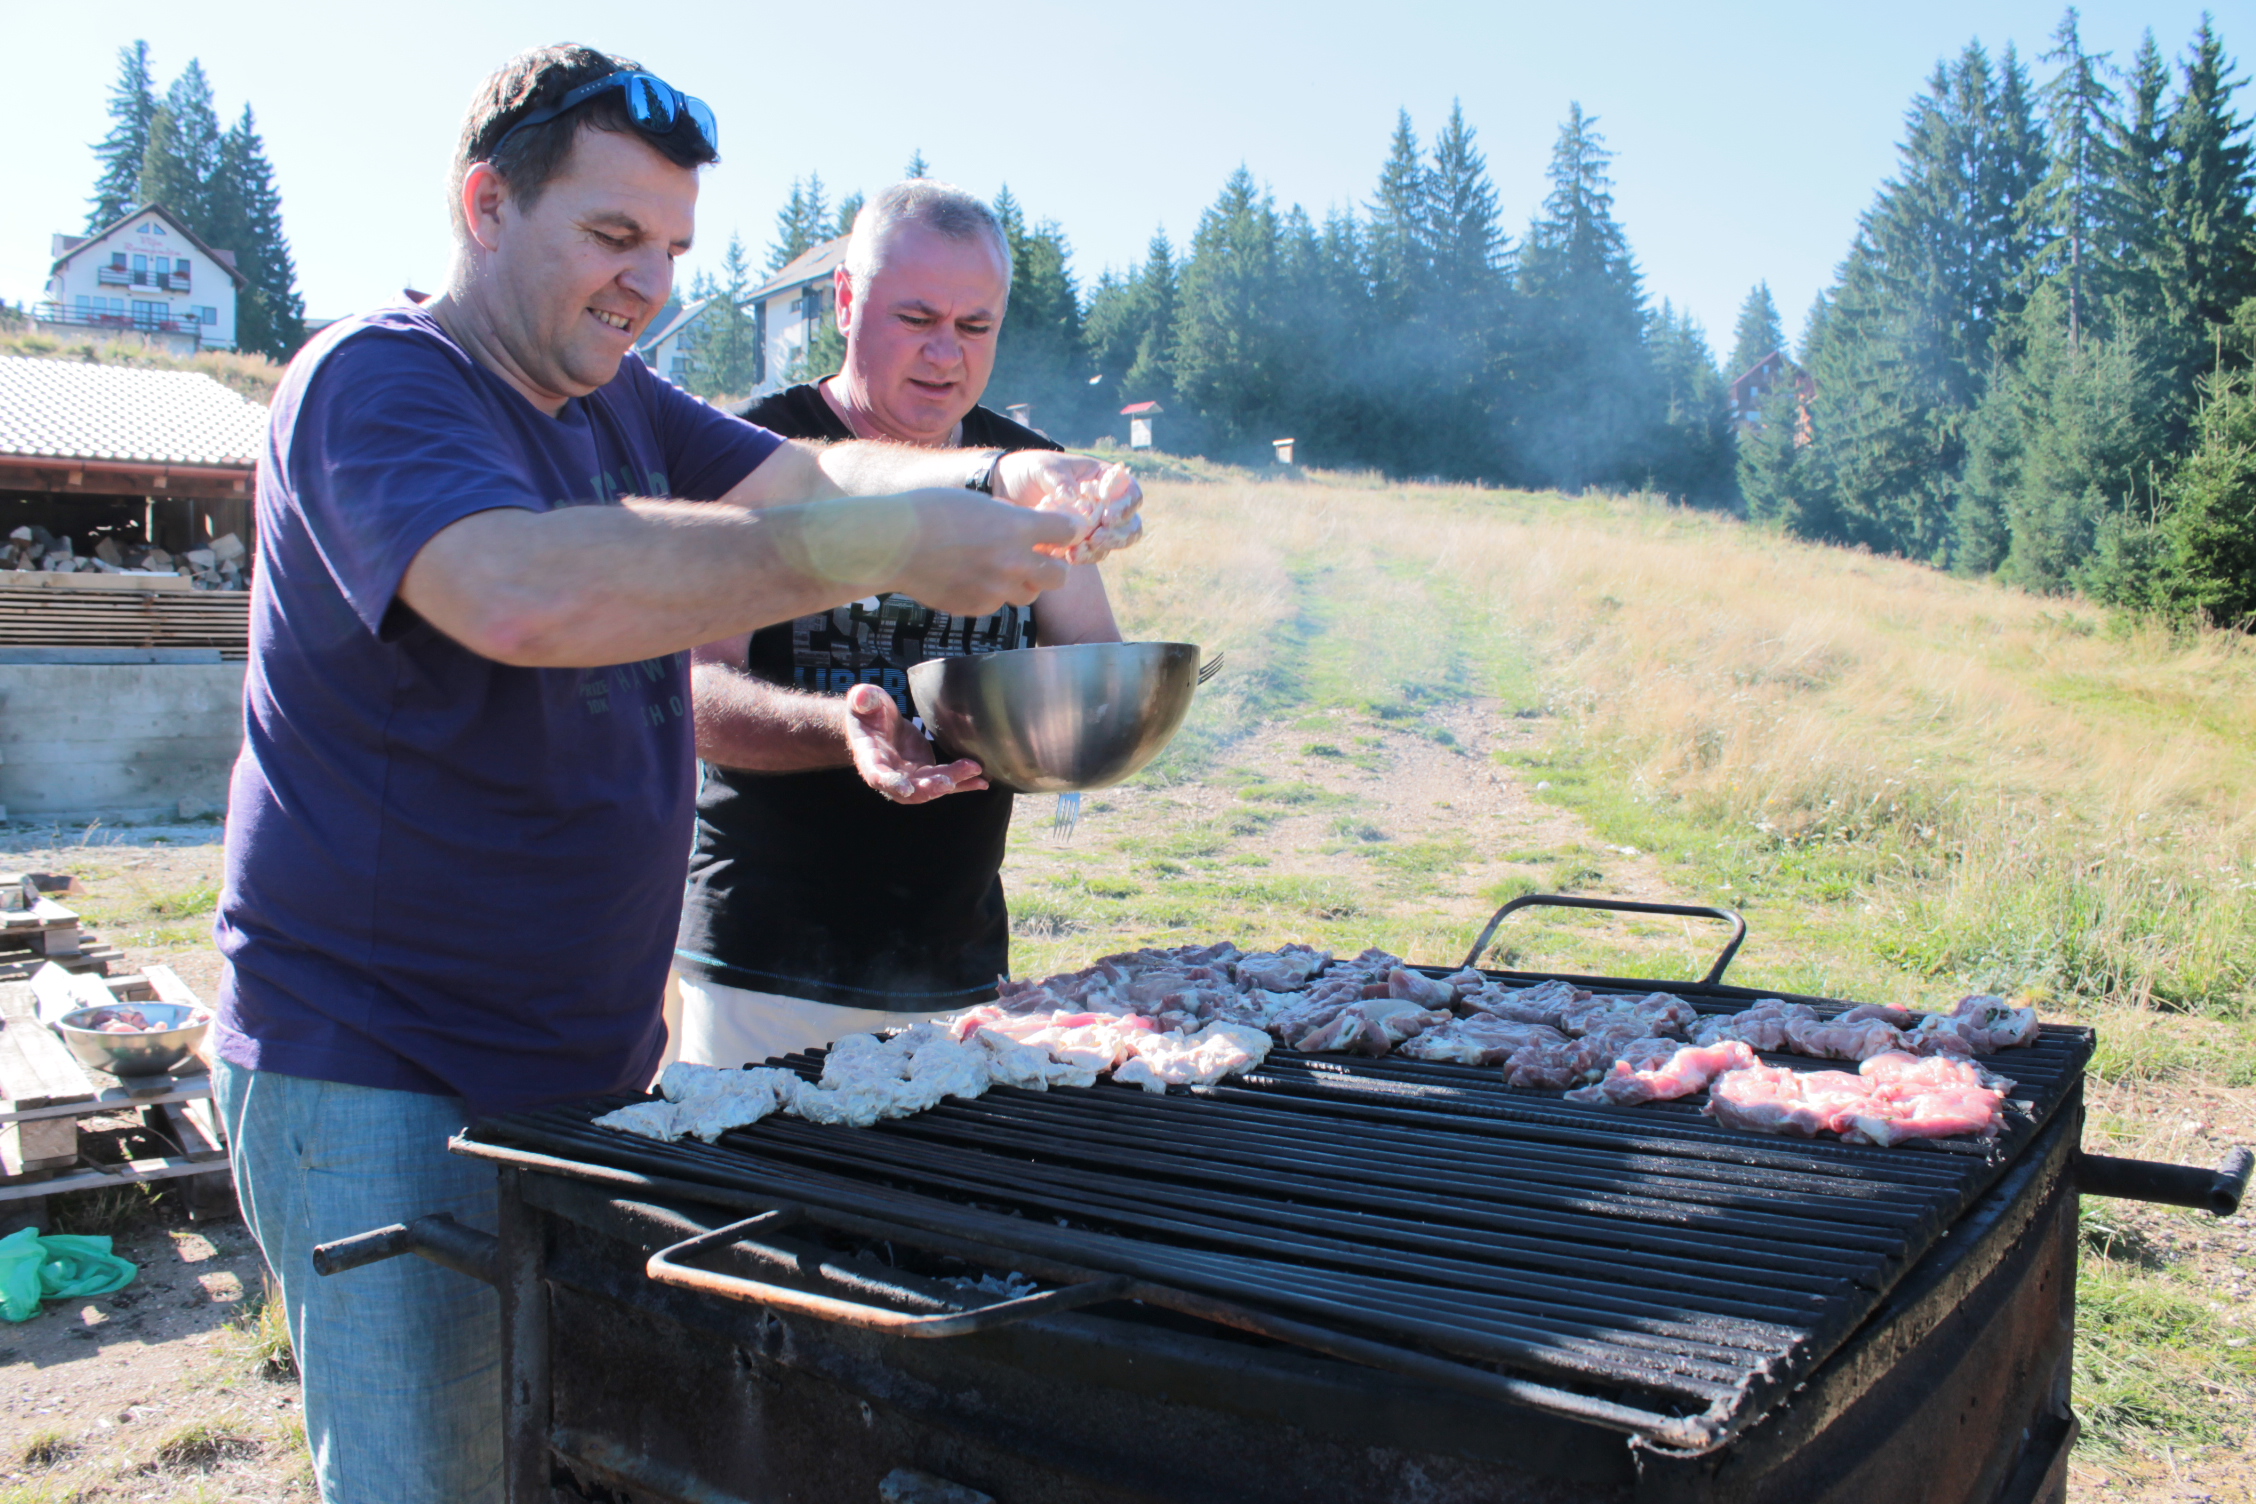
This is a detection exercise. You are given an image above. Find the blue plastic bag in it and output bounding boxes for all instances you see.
[0,1226,138,1322]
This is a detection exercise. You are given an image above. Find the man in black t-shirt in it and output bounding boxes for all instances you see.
[671,181,1125,1067]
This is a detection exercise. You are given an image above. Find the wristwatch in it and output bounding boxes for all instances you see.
[964,449,1006,495]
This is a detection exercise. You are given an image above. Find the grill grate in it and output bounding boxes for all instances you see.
[466,982,2091,1450]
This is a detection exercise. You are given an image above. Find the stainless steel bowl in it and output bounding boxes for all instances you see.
[908,642,1202,794]
[57,1002,210,1078]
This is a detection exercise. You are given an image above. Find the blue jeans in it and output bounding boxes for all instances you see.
[214,1059,502,1504]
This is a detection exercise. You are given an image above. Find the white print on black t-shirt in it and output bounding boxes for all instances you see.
[776,594,1033,714]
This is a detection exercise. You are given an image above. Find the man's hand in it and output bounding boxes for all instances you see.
[844,683,986,804]
[878,491,1078,617]
[992,452,1146,523]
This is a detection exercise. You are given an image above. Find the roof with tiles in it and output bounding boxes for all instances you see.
[0,356,270,469]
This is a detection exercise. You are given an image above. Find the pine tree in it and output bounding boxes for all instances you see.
[87,41,155,230]
[139,61,224,228]
[1802,44,2049,558]
[1511,104,1657,490]
[904,150,930,180]
[2035,9,2117,344]
[210,106,305,359]
[766,175,830,272]
[1648,303,1739,509]
[832,191,865,239]
[1367,111,1429,321]
[1172,168,1291,455]
[987,189,1089,435]
[1416,102,1509,478]
[2105,32,2175,328]
[691,233,761,396]
[2153,22,2256,353]
[1086,230,1179,409]
[1726,283,1786,381]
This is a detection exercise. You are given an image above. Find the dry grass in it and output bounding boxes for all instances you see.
[1108,479,2256,1018]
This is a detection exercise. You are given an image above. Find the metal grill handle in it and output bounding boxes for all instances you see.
[1462,893,1748,981]
[645,1207,1133,1336]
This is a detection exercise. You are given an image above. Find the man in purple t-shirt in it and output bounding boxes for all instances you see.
[209,44,1111,1504]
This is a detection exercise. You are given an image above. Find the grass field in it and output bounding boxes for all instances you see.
[998,472,2256,1496]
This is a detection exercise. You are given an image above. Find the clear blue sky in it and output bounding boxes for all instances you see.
[6,0,2230,366]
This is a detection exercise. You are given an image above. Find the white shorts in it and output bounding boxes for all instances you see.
[665,970,951,1071]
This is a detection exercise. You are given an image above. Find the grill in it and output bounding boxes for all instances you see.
[318,898,2251,1504]
[468,995,2090,1453]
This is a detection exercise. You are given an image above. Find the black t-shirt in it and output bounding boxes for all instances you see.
[675,384,1063,1008]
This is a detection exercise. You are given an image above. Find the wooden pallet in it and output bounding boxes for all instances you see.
[0,968,228,1206]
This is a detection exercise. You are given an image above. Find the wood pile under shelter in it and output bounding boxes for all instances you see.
[0,355,262,659]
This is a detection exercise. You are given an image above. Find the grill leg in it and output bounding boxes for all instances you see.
[497,1168,553,1504]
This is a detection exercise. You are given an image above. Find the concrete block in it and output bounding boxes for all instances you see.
[0,664,245,819]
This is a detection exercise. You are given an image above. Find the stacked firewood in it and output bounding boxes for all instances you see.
[3,526,249,590]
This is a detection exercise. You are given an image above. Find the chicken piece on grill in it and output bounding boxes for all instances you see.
[1396,1017,1566,1066]
[1780,1013,1907,1062]
[1948,995,2042,1051]
[1840,1003,1920,1029]
[1688,999,1815,1053]
[1563,1040,1759,1107]
[1113,1022,1273,1092]
[974,1030,1101,1090]
[596,1063,805,1142]
[1386,967,1456,1008]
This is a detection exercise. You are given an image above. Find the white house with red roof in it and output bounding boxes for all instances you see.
[38,204,248,354]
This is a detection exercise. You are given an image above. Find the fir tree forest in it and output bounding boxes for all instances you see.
[690,11,2253,626]
[83,41,307,361]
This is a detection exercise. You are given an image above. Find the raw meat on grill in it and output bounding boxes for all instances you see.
[593,1062,804,1142]
[1703,1049,2010,1144]
[1396,1017,1566,1066]
[1386,967,1457,1008]
[1560,992,1700,1041]
[974,1030,1101,1090]
[1234,945,1331,993]
[1689,999,1816,1053]
[1503,1041,1589,1090]
[1841,1003,1920,1028]
[1114,1022,1273,1092]
[1294,998,1453,1057]
[1458,978,1586,1027]
[1564,1040,1759,1107]
[1704,1064,1877,1138]
[1781,1013,1907,1062]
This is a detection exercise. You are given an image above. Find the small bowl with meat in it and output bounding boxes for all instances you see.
[908,642,1205,793]
[56,1001,211,1078]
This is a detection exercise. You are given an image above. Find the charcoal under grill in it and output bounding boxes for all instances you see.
[318,900,2250,1504]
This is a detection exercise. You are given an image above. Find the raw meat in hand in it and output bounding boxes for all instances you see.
[1035,463,1143,564]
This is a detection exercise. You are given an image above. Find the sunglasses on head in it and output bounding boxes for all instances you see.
[489,69,718,161]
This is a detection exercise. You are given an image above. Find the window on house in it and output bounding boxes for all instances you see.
[132,254,147,273]
[111,253,127,269]
[197,306,217,324]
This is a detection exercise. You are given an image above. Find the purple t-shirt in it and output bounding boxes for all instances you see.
[214,300,782,1116]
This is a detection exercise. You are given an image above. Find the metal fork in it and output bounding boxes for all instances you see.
[1050,791,1082,841]
[1050,654,1218,841]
